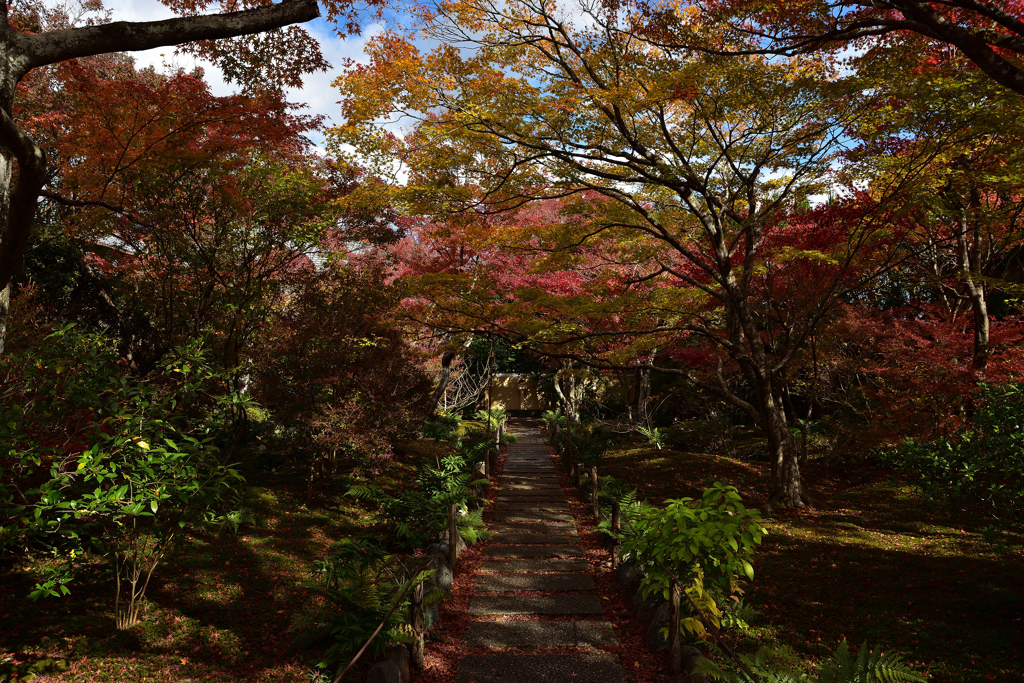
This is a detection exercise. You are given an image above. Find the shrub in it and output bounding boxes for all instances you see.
[882,381,1024,521]
[619,483,766,638]
[0,327,247,629]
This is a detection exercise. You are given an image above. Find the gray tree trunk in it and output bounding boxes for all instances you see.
[0,282,9,355]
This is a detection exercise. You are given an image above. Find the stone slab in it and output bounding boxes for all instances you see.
[496,489,565,496]
[479,558,591,573]
[495,501,570,511]
[463,621,618,648]
[493,511,573,523]
[488,533,578,545]
[480,545,584,558]
[469,594,605,616]
[475,572,596,592]
[497,474,556,479]
[497,483,562,489]
[495,496,567,504]
[457,653,625,683]
[501,479,561,486]
[489,522,576,534]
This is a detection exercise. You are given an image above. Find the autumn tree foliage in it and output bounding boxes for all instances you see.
[334,0,944,507]
[663,0,1024,96]
[808,39,1024,443]
[257,260,434,499]
[9,55,358,372]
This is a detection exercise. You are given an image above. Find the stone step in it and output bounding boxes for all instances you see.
[457,653,625,683]
[489,533,578,545]
[495,501,570,511]
[469,594,605,616]
[495,495,567,503]
[463,621,618,648]
[489,525,576,536]
[498,484,563,492]
[479,558,590,573]
[481,545,584,558]
[494,511,573,523]
[475,572,596,592]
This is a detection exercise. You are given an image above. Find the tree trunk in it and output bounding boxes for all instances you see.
[958,220,990,377]
[765,401,810,509]
[637,362,652,429]
[0,282,9,356]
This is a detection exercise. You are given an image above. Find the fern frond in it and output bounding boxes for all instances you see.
[817,640,927,683]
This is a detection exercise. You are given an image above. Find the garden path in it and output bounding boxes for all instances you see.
[455,421,627,682]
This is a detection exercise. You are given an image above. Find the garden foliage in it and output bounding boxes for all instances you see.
[883,381,1024,521]
[0,326,248,627]
[697,638,926,683]
[618,483,766,638]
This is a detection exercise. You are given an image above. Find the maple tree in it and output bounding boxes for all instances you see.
[257,259,434,499]
[663,0,1024,96]
[10,54,361,373]
[335,0,944,507]
[842,41,1024,379]
[0,0,395,305]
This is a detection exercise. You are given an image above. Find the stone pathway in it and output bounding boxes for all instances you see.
[456,422,627,683]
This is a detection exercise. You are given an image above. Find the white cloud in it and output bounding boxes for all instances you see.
[101,0,383,147]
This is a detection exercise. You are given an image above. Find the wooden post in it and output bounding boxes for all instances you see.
[611,499,621,569]
[411,580,425,669]
[669,577,682,675]
[590,465,599,520]
[448,503,459,570]
[472,461,486,509]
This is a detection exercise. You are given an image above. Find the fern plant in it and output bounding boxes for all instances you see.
[541,410,567,434]
[637,425,665,450]
[458,507,491,545]
[289,536,420,672]
[474,407,507,432]
[696,639,927,683]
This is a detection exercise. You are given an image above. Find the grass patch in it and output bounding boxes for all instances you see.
[600,441,1024,683]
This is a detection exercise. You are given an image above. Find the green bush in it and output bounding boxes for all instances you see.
[0,326,248,629]
[619,483,766,638]
[882,381,1024,521]
[423,411,462,443]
